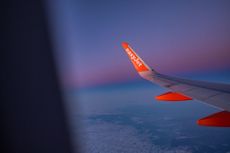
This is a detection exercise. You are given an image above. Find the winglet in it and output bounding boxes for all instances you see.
[122,42,151,72]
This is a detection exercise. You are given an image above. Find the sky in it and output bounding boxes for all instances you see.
[47,0,230,88]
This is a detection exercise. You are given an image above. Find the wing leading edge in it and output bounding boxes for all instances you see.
[122,42,230,127]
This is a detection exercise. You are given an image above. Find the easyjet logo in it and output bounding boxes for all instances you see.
[125,48,143,67]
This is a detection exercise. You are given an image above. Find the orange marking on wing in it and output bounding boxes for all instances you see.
[122,42,129,49]
[122,42,149,72]
[155,92,192,101]
[197,111,230,127]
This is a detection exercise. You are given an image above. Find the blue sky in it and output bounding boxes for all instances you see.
[47,0,230,88]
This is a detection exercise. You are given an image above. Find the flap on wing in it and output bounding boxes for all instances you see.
[155,92,192,101]
[197,111,230,127]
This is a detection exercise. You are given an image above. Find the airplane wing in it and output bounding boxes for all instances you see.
[122,42,230,127]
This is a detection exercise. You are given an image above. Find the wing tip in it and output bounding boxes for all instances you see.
[122,42,129,49]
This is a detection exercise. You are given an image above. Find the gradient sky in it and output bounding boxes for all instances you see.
[47,0,230,88]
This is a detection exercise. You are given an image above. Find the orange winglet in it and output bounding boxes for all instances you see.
[197,111,230,127]
[155,92,192,101]
[122,42,150,72]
